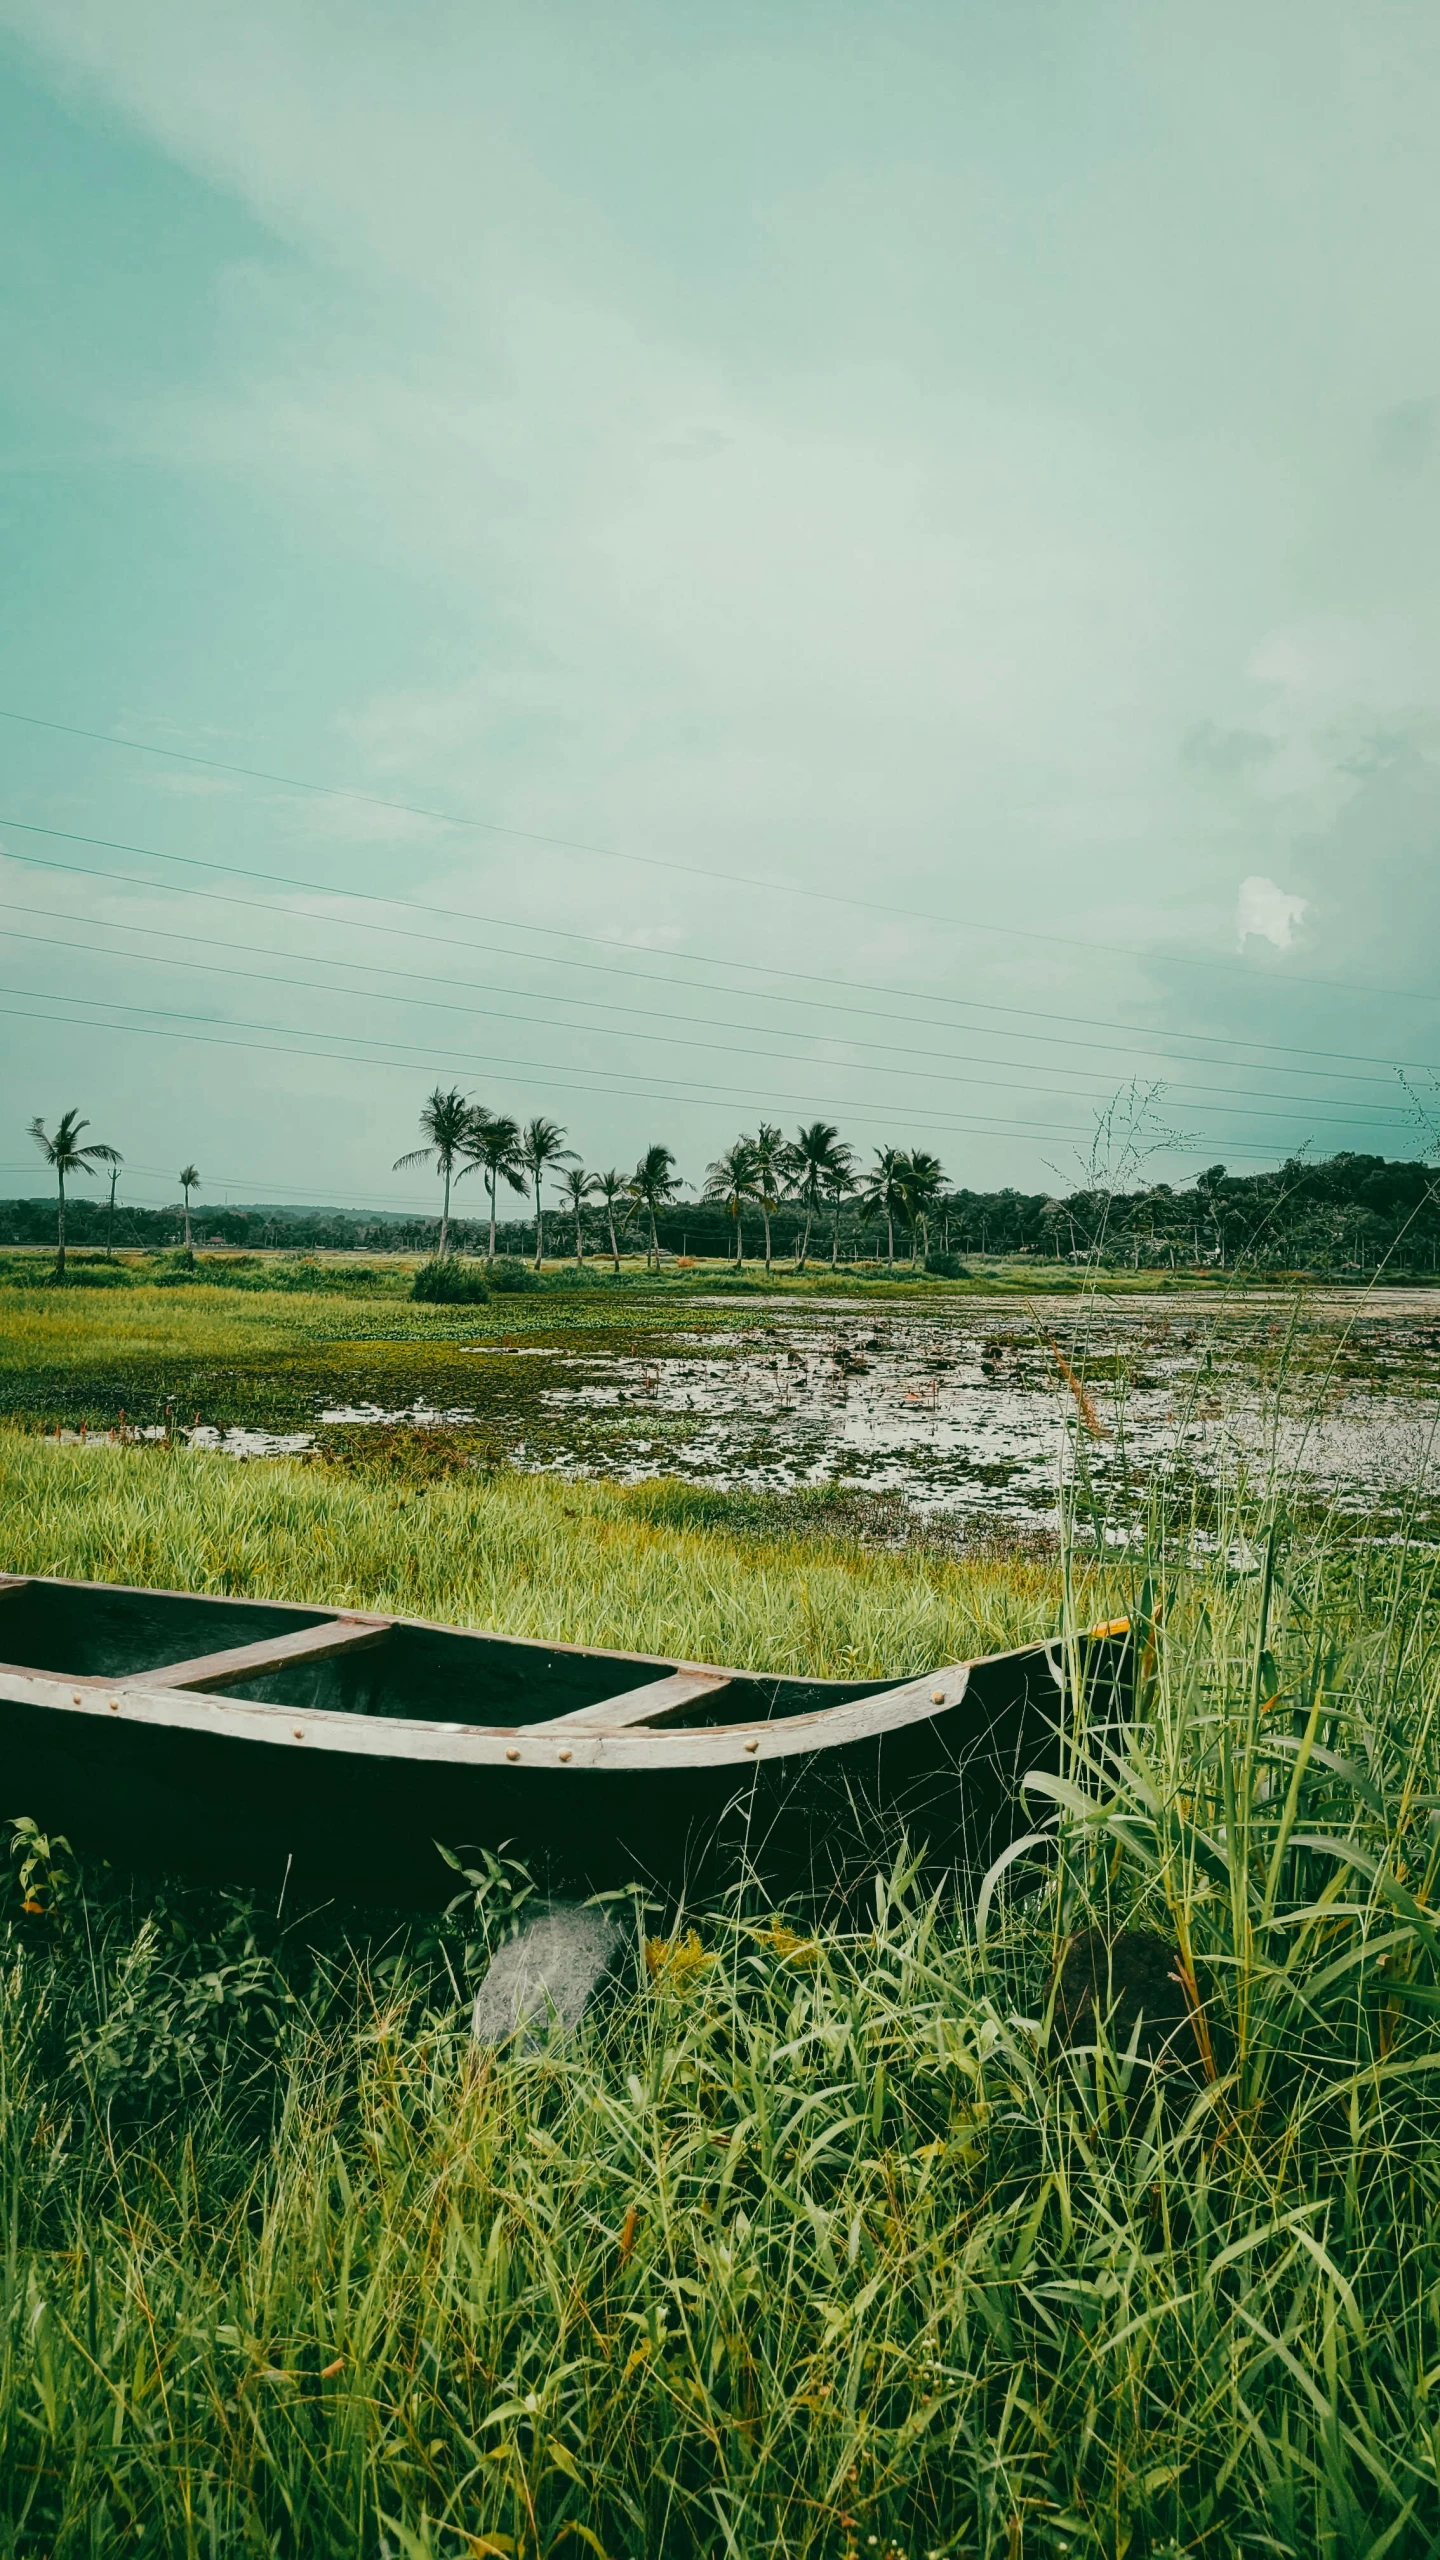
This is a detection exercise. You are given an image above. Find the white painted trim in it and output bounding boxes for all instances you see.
[0,1658,990,1773]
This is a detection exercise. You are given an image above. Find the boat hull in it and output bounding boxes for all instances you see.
[0,1577,1129,1904]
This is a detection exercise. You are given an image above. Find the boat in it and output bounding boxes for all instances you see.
[0,1572,1130,1904]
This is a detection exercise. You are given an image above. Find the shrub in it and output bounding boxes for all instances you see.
[40,1263,135,1289]
[487,1257,541,1294]
[187,1257,407,1294]
[924,1251,970,1280]
[411,1257,491,1305]
[312,1422,497,1482]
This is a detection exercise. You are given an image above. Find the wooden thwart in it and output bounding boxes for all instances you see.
[138,1614,391,1694]
[522,1667,732,1735]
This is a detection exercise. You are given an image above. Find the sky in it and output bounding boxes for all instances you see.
[3,0,1440,1224]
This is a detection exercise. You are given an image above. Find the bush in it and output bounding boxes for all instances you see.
[488,1257,541,1294]
[924,1251,970,1280]
[185,1257,407,1294]
[411,1257,491,1304]
[39,1263,136,1289]
[312,1422,498,1482]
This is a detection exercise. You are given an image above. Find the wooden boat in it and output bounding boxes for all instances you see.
[0,1573,1130,1904]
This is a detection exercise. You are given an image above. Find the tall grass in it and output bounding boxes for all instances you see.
[0,1431,1065,1672]
[7,1448,1440,2548]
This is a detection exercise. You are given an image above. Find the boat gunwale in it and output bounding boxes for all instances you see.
[0,1574,1122,1772]
[0,1657,1003,1770]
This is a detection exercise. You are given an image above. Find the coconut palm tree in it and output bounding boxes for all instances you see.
[178,1166,201,1253]
[627,1143,682,1271]
[590,1168,630,1273]
[520,1117,576,1267]
[858,1146,907,1267]
[787,1122,844,1270]
[460,1108,526,1261]
[896,1149,946,1266]
[393,1086,472,1258]
[823,1138,857,1266]
[703,1138,760,1271]
[557,1165,595,1265]
[749,1122,789,1274]
[28,1110,121,1279]
[102,1147,125,1259]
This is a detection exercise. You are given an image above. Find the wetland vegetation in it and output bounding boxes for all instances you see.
[3,1255,1437,1537]
[8,1127,1440,1278]
[9,1465,1440,2555]
[7,1260,1440,2554]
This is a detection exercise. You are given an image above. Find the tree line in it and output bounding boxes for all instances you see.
[13,1095,1440,1277]
[394,1089,954,1272]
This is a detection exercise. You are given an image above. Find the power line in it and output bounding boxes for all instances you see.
[3,812,1433,1080]
[4,923,1415,1135]
[3,983,1301,1155]
[0,704,1429,1006]
[0,889,1415,1096]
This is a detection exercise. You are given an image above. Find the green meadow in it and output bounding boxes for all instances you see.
[0,1429,1064,1671]
[5,1264,1440,2556]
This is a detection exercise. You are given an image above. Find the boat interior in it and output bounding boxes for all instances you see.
[0,1576,896,1731]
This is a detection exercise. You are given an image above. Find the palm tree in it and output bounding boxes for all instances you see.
[29,1110,120,1278]
[461,1108,526,1261]
[859,1146,908,1268]
[703,1138,760,1271]
[178,1165,201,1253]
[627,1143,682,1271]
[557,1165,595,1265]
[393,1086,472,1258]
[787,1122,844,1271]
[896,1149,946,1266]
[823,1138,857,1266]
[590,1168,630,1273]
[520,1117,576,1267]
[749,1123,789,1273]
[102,1147,125,1259]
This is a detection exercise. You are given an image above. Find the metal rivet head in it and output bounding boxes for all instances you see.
[108,1698,119,1712]
[505,1746,520,1761]
[931,1688,945,1704]
[744,1738,759,1753]
[73,1692,83,1705]
[292,1728,304,1740]
[558,1747,573,1763]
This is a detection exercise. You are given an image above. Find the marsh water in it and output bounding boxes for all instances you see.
[170,1289,1440,1534]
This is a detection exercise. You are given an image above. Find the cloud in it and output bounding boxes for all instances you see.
[1236,874,1308,952]
[1182,721,1276,778]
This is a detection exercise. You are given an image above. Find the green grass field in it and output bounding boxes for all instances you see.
[0,1429,1067,1671]
[5,1276,1440,2556]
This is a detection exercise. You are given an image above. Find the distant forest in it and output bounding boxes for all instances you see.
[4,1150,1440,1276]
